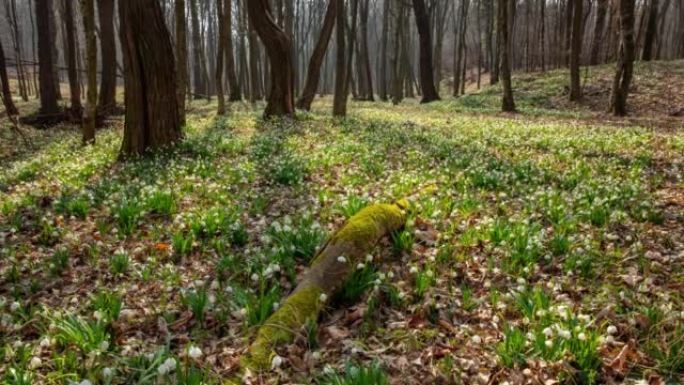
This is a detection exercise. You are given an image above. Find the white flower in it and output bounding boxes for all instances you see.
[578,333,587,341]
[102,367,113,378]
[365,255,373,262]
[356,263,365,270]
[409,266,419,274]
[271,354,283,369]
[545,339,553,348]
[337,256,347,263]
[471,335,482,344]
[607,325,618,335]
[99,340,110,351]
[10,301,20,312]
[29,357,42,369]
[188,345,202,359]
[319,293,328,303]
[250,273,259,282]
[558,329,572,339]
[543,327,553,337]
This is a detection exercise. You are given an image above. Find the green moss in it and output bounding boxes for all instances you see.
[243,285,323,370]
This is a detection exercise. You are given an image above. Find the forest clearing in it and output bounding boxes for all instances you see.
[1,0,684,384]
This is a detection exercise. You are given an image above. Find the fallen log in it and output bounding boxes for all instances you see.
[231,198,409,380]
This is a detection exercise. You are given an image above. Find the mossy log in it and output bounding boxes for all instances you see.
[236,199,409,376]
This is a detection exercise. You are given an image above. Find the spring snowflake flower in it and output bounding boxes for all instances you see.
[337,256,347,263]
[558,329,572,339]
[102,367,113,379]
[607,325,618,335]
[188,346,202,359]
[545,339,553,348]
[578,333,587,341]
[319,293,328,303]
[365,255,373,262]
[409,266,419,274]
[356,263,365,270]
[29,357,42,369]
[271,355,283,369]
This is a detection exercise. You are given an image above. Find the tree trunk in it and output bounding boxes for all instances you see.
[297,0,336,111]
[539,0,546,71]
[332,0,347,116]
[569,0,583,101]
[392,1,407,105]
[499,0,515,112]
[491,0,500,84]
[35,0,60,115]
[343,0,358,100]
[82,0,97,144]
[641,0,658,61]
[63,0,82,120]
[96,0,117,114]
[0,38,19,116]
[379,0,391,101]
[190,0,208,97]
[654,0,670,59]
[358,0,374,101]
[611,0,635,116]
[413,0,440,103]
[225,0,241,101]
[119,0,182,157]
[247,0,295,117]
[7,0,29,101]
[175,0,187,126]
[589,0,608,65]
[216,0,227,115]
[247,15,262,103]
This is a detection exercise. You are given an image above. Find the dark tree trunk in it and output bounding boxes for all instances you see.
[35,0,60,115]
[499,0,515,112]
[216,0,227,115]
[569,0,583,101]
[589,0,608,65]
[297,0,336,110]
[539,0,546,71]
[611,0,635,116]
[7,0,29,101]
[225,0,241,101]
[412,0,440,103]
[247,0,295,117]
[247,16,262,102]
[63,0,82,120]
[190,0,208,97]
[97,0,117,114]
[654,0,670,59]
[119,0,182,157]
[491,0,500,84]
[343,0,358,100]
[379,0,391,101]
[0,39,19,116]
[641,0,658,61]
[175,0,187,126]
[82,0,96,144]
[332,0,347,116]
[358,0,374,101]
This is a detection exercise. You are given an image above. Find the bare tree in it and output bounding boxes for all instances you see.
[412,0,440,103]
[247,0,295,117]
[641,0,658,61]
[589,0,608,65]
[63,0,82,120]
[35,0,60,115]
[216,0,227,115]
[97,0,117,114]
[332,0,347,116]
[569,0,583,101]
[611,0,635,116]
[175,0,187,126]
[0,38,19,116]
[82,0,96,144]
[297,0,336,110]
[499,0,515,112]
[119,0,182,157]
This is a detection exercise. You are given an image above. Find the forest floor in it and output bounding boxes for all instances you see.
[0,61,683,385]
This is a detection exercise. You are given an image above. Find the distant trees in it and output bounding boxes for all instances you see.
[611,0,636,116]
[0,38,19,117]
[569,0,583,101]
[62,0,81,120]
[175,0,188,126]
[119,0,182,157]
[97,0,117,114]
[82,0,96,144]
[332,0,347,116]
[216,0,227,115]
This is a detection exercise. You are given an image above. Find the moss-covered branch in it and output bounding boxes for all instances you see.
[235,199,409,376]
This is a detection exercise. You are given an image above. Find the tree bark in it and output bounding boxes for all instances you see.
[343,0,359,100]
[539,0,546,71]
[82,0,97,144]
[190,0,208,97]
[216,0,227,115]
[569,0,583,101]
[379,0,391,101]
[35,0,60,115]
[589,0,608,65]
[224,0,241,101]
[63,0,82,120]
[499,0,515,112]
[297,0,337,110]
[611,0,635,116]
[0,38,19,116]
[175,0,187,126]
[358,0,374,101]
[97,0,116,114]
[641,0,658,61]
[332,0,347,116]
[119,0,182,157]
[247,0,295,117]
[412,0,440,103]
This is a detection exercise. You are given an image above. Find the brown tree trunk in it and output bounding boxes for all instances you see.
[641,0,658,61]
[569,0,582,101]
[6,0,29,101]
[225,0,241,101]
[539,0,546,71]
[175,0,187,126]
[611,0,635,116]
[343,0,358,100]
[499,0,515,112]
[297,0,336,111]
[247,0,295,117]
[358,0,374,101]
[97,0,117,114]
[391,1,407,105]
[190,0,208,97]
[589,0,608,65]
[247,15,262,103]
[35,0,60,115]
[0,39,19,116]
[379,0,391,101]
[332,0,347,116]
[491,0,500,84]
[82,0,96,144]
[63,0,82,120]
[413,0,440,103]
[654,0,670,59]
[216,0,227,115]
[119,0,182,157]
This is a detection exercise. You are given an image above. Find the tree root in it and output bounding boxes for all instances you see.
[228,199,409,383]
